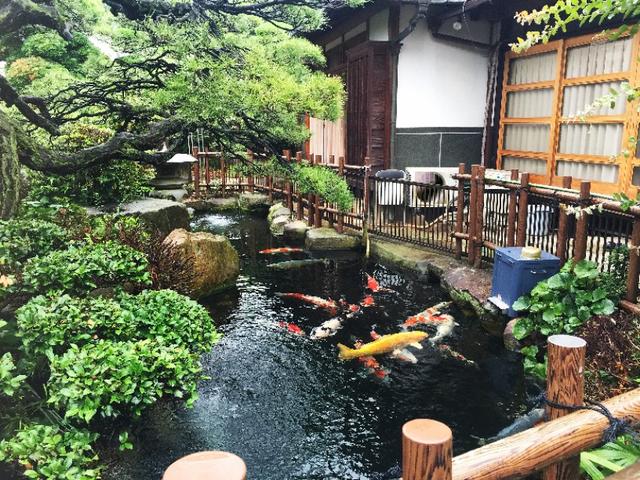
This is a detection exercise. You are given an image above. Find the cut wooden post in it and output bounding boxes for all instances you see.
[516,173,530,247]
[363,159,371,224]
[556,176,573,263]
[506,169,519,247]
[295,151,303,221]
[625,217,640,304]
[337,156,345,233]
[473,166,486,268]
[163,451,246,480]
[467,165,479,265]
[402,419,453,480]
[454,163,465,259]
[192,147,200,198]
[246,149,254,194]
[542,334,586,480]
[220,150,227,197]
[284,150,293,212]
[204,149,211,191]
[573,181,591,262]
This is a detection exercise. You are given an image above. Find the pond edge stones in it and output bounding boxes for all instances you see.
[305,227,360,251]
[164,228,240,298]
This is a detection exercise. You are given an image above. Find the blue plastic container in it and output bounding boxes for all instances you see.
[490,247,561,317]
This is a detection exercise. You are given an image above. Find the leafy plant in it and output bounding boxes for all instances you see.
[600,245,629,301]
[0,351,26,397]
[47,339,203,422]
[0,219,70,273]
[513,260,616,341]
[581,436,640,480]
[0,424,100,480]
[17,290,220,359]
[20,241,151,295]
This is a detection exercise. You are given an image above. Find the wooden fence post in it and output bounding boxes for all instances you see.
[556,176,573,263]
[474,166,486,268]
[163,451,246,480]
[506,169,519,247]
[246,149,254,194]
[296,151,304,221]
[516,173,530,247]
[284,150,293,212]
[192,147,200,198]
[363,158,371,225]
[328,155,336,227]
[314,154,322,227]
[219,149,227,197]
[454,163,465,259]
[542,334,586,480]
[625,218,640,304]
[402,419,452,480]
[573,181,591,262]
[204,148,211,192]
[307,153,315,227]
[467,165,479,265]
[337,156,345,233]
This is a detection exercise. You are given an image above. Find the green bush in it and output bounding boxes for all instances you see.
[20,31,95,72]
[17,290,220,359]
[581,436,640,480]
[0,424,100,480]
[47,340,203,422]
[601,245,629,301]
[0,351,26,397]
[513,260,616,340]
[21,241,151,295]
[0,219,69,273]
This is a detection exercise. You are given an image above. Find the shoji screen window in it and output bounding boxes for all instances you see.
[498,45,560,182]
[498,33,640,194]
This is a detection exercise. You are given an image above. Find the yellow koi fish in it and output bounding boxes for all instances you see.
[337,331,428,360]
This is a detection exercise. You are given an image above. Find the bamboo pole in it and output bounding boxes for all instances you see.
[295,151,304,221]
[542,334,586,480]
[556,176,573,263]
[467,166,479,265]
[204,148,211,191]
[452,388,640,480]
[506,169,519,247]
[192,147,200,198]
[403,419,452,480]
[473,166,485,269]
[454,163,465,259]
[516,173,530,247]
[284,150,293,212]
[163,451,246,480]
[573,181,591,262]
[245,149,253,194]
[337,156,345,233]
[625,218,640,304]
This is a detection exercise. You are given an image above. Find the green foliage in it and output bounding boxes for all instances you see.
[20,241,151,295]
[47,339,203,422]
[0,219,69,273]
[581,436,640,480]
[520,345,547,381]
[5,57,71,90]
[0,424,100,480]
[513,260,616,341]
[17,290,220,359]
[600,245,630,301]
[0,352,26,397]
[20,31,96,73]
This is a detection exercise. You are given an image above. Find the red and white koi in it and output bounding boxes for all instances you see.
[276,293,339,315]
[365,273,395,294]
[402,301,453,328]
[438,345,476,367]
[360,295,375,308]
[278,321,305,336]
[259,247,304,255]
[310,318,343,340]
[354,339,389,379]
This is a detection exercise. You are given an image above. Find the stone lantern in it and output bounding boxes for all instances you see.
[150,153,197,202]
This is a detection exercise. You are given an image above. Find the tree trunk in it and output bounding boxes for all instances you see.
[0,112,20,219]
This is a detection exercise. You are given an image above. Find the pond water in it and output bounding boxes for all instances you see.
[106,212,528,480]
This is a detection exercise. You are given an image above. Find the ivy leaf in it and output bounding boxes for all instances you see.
[513,318,533,340]
[574,260,599,280]
[512,296,530,311]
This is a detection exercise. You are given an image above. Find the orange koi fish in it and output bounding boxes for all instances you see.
[259,247,304,255]
[365,274,395,293]
[360,295,375,308]
[278,321,305,336]
[354,339,388,379]
[276,293,338,315]
[402,302,453,328]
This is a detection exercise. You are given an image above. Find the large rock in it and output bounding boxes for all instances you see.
[238,192,270,213]
[305,227,360,251]
[283,220,309,242]
[270,215,290,236]
[117,198,189,235]
[503,318,522,352]
[164,228,239,298]
[185,197,238,213]
[150,188,189,202]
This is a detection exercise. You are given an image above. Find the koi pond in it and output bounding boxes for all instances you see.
[106,212,529,480]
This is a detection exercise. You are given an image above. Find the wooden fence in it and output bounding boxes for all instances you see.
[188,151,640,310]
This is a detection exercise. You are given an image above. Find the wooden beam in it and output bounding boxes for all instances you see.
[403,419,453,480]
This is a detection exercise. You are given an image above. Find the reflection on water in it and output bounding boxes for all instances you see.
[105,213,526,480]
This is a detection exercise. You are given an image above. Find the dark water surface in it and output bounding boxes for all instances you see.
[106,212,527,480]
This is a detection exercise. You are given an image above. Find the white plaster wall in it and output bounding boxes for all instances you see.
[368,8,389,41]
[395,6,491,128]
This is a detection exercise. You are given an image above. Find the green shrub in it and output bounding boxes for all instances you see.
[0,351,26,397]
[0,219,69,273]
[47,340,203,422]
[513,260,616,341]
[17,290,220,359]
[21,241,151,295]
[20,31,95,72]
[581,436,640,480]
[601,245,629,301]
[0,424,100,480]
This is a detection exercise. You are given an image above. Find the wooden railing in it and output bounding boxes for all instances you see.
[162,334,640,480]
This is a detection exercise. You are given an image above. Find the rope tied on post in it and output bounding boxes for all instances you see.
[534,393,640,445]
